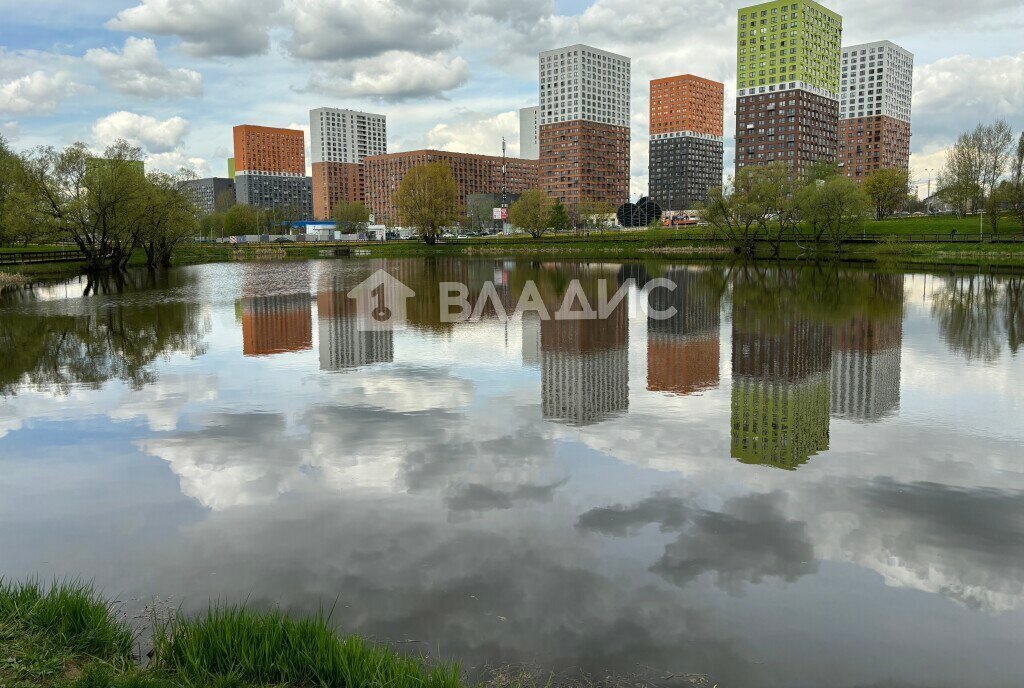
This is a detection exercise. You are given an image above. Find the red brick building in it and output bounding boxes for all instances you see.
[363,150,538,225]
[312,162,363,220]
[838,116,911,181]
[650,74,724,137]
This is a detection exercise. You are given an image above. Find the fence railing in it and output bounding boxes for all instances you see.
[0,250,86,265]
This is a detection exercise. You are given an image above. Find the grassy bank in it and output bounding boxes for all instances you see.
[0,580,463,688]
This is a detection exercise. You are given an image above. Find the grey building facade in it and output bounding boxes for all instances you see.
[180,177,235,215]
[648,134,723,211]
[235,173,313,218]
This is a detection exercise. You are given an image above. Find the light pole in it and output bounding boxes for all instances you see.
[980,209,984,242]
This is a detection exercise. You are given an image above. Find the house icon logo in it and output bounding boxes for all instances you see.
[347,269,415,331]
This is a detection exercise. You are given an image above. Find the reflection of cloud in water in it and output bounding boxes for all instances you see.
[808,478,1024,613]
[149,492,754,684]
[578,491,818,595]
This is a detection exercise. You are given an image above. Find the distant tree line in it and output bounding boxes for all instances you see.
[0,135,198,271]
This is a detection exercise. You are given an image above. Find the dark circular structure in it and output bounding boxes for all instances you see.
[616,197,663,227]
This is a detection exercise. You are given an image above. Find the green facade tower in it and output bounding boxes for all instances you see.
[734,0,843,179]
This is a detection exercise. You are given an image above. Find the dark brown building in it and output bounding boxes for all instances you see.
[734,89,839,179]
[838,116,911,181]
[539,121,629,209]
[363,150,538,225]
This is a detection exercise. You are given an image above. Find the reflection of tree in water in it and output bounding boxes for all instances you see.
[0,269,209,395]
[931,274,1023,363]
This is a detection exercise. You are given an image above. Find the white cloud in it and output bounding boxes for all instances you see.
[424,110,520,156]
[306,51,469,101]
[91,111,189,153]
[145,150,210,174]
[913,52,1024,144]
[85,37,202,100]
[284,0,456,61]
[0,70,78,114]
[107,0,280,57]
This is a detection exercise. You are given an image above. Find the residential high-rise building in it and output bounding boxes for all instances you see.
[363,150,538,225]
[180,177,235,215]
[519,106,540,160]
[538,44,630,209]
[309,108,387,220]
[649,75,724,211]
[734,0,843,179]
[838,41,913,181]
[232,125,312,217]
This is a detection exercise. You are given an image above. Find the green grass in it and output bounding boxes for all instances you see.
[0,579,135,687]
[151,605,462,688]
[1,579,468,688]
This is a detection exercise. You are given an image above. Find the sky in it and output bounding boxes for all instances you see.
[1,0,1023,199]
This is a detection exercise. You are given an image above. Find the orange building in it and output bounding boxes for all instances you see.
[649,74,724,137]
[364,150,538,225]
[312,162,363,220]
[232,125,306,175]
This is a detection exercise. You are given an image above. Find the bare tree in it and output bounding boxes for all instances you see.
[699,169,764,257]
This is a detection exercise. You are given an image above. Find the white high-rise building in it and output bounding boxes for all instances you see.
[538,44,630,128]
[839,41,913,123]
[309,108,387,165]
[519,106,540,160]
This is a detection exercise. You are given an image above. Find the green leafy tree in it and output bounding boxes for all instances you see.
[862,168,910,220]
[138,171,198,267]
[508,189,553,238]
[750,161,800,256]
[18,140,148,271]
[224,204,260,235]
[796,175,870,250]
[548,199,570,231]
[699,169,764,257]
[1009,131,1024,231]
[332,200,371,232]
[394,161,459,244]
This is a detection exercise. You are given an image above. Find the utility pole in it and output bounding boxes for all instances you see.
[500,137,508,233]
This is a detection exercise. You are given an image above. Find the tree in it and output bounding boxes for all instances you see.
[138,171,198,267]
[332,200,371,231]
[1009,132,1024,230]
[796,176,870,250]
[750,161,800,256]
[699,169,764,256]
[394,161,458,244]
[862,168,910,220]
[938,120,1013,226]
[548,199,570,231]
[224,204,259,235]
[18,140,148,271]
[508,189,553,238]
[577,199,615,231]
[465,195,493,232]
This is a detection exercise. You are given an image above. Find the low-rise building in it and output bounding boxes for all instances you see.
[364,150,538,225]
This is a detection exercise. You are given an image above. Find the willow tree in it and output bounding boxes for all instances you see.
[18,140,148,271]
[509,189,553,238]
[394,161,458,244]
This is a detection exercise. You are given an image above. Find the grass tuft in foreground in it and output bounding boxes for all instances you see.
[0,579,135,687]
[151,605,463,688]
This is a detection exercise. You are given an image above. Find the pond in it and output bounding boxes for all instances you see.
[1,258,1023,688]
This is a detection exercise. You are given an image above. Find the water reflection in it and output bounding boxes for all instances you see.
[2,259,1024,688]
[646,268,721,396]
[0,269,208,394]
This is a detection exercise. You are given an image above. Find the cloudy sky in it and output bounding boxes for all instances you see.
[2,0,1023,197]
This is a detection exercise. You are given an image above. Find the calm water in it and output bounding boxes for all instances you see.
[2,259,1023,687]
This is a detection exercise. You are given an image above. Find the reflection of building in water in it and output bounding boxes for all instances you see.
[541,300,628,426]
[240,294,313,357]
[731,311,832,469]
[317,288,394,371]
[522,312,541,367]
[830,312,902,421]
[647,268,721,395]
